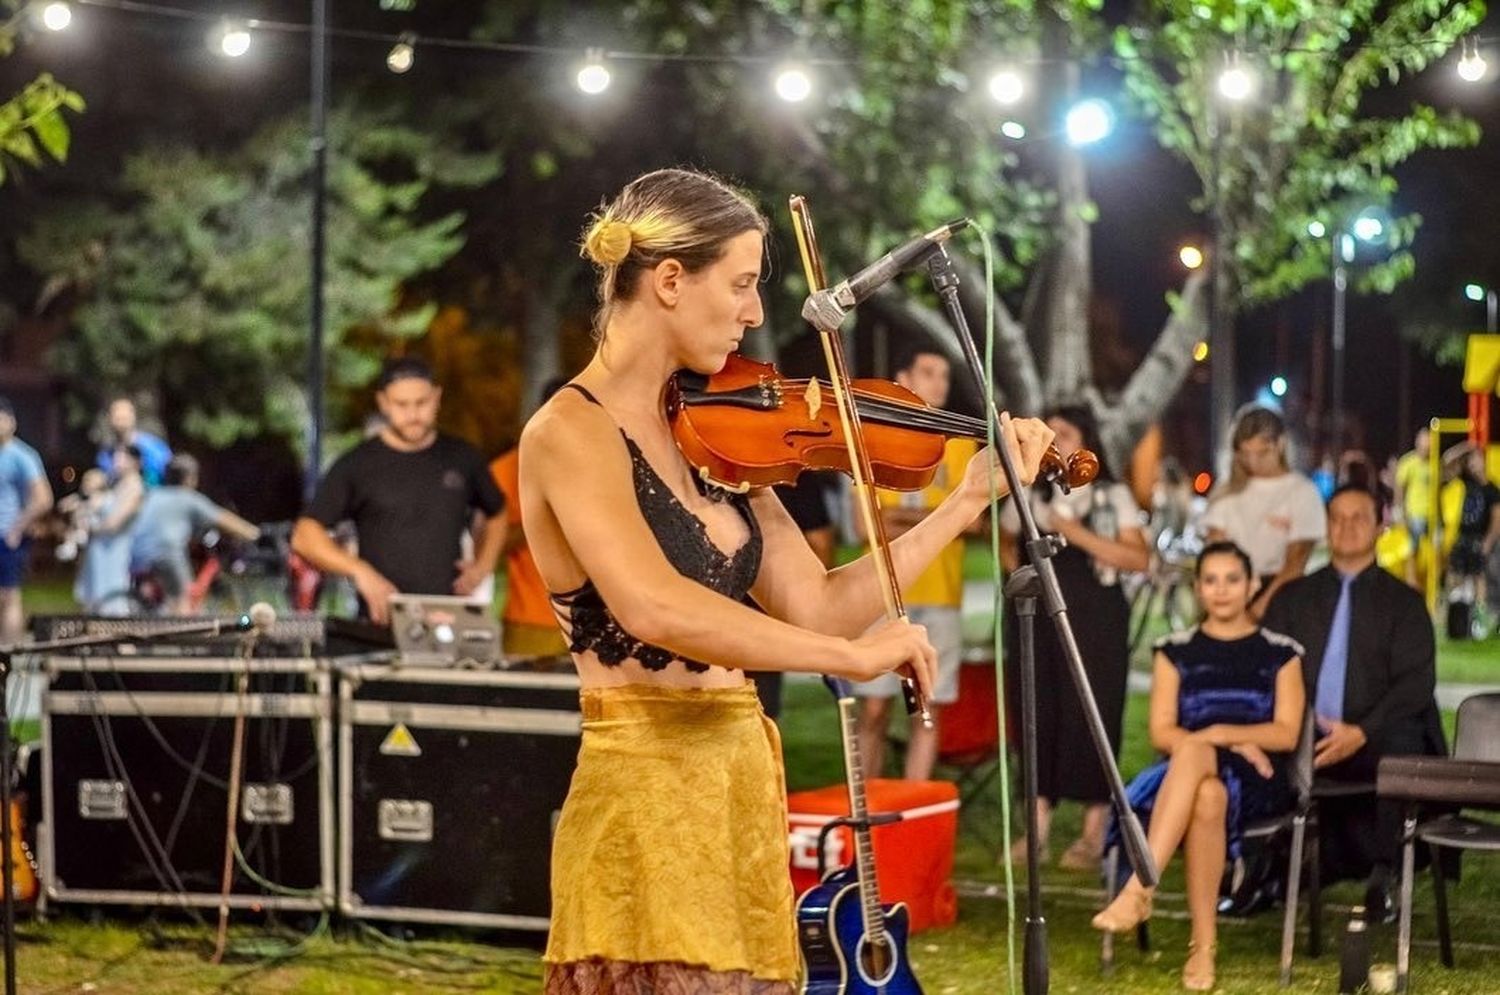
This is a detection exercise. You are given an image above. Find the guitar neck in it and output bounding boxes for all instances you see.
[836,695,886,944]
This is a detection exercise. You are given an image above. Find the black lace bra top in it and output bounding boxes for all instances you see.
[547,383,763,673]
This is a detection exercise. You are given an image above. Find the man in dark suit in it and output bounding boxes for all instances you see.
[1261,483,1445,918]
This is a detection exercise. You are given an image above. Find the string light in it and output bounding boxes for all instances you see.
[1217,54,1255,101]
[1270,375,1288,397]
[1065,98,1114,146]
[576,48,611,94]
[1306,220,1327,238]
[774,63,812,103]
[1000,120,1026,140]
[1457,38,1488,82]
[1179,244,1204,269]
[386,32,415,74]
[988,69,1024,105]
[41,0,1500,76]
[213,19,251,58]
[1192,340,1210,362]
[1351,212,1385,242]
[40,1,72,31]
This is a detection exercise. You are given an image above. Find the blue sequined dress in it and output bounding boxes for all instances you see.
[1109,627,1302,861]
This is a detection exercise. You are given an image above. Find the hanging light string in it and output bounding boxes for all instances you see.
[33,0,1496,74]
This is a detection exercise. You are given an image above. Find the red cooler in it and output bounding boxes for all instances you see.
[787,779,960,933]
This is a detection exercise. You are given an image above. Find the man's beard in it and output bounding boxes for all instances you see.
[391,424,433,444]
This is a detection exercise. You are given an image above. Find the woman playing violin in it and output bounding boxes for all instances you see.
[519,166,1055,994]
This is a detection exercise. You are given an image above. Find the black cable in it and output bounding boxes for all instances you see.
[72,656,211,927]
[91,655,232,791]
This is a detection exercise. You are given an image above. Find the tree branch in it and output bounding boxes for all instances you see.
[947,252,1044,414]
[1099,270,1208,469]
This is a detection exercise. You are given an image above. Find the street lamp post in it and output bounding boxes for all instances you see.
[1465,283,1498,333]
[1207,57,1255,474]
[1324,212,1385,457]
[1331,234,1349,457]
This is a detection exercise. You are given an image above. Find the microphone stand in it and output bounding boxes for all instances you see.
[0,616,250,995]
[925,245,1157,995]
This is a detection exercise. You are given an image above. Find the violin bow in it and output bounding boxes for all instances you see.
[789,195,931,727]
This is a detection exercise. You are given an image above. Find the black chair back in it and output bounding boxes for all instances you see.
[1291,707,1316,804]
[1454,693,1500,763]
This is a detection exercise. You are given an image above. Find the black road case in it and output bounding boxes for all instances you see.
[41,655,334,913]
[337,663,580,931]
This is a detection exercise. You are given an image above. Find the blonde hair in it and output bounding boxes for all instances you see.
[1215,404,1290,500]
[580,168,768,333]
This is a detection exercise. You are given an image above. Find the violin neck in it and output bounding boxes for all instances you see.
[853,394,989,442]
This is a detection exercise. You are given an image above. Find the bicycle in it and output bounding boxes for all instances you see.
[1126,525,1203,655]
[86,524,321,616]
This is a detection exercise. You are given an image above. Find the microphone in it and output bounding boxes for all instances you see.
[234,603,278,635]
[801,218,971,329]
[248,602,277,633]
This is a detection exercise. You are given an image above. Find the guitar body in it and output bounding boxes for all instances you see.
[6,799,36,904]
[797,865,922,995]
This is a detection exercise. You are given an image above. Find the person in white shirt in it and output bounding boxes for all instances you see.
[1203,405,1325,618]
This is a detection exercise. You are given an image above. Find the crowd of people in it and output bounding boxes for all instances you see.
[1,394,262,625]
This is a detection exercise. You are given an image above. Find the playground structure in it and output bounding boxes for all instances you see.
[1417,334,1500,614]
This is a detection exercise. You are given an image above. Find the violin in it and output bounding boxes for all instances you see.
[668,352,1099,495]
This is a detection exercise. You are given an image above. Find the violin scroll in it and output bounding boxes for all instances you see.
[1040,445,1098,493]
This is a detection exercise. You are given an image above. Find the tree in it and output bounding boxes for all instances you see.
[0,1,83,187]
[1115,0,1484,448]
[17,102,500,454]
[534,0,1205,475]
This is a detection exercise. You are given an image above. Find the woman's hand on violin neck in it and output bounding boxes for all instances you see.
[844,618,938,698]
[959,415,1056,513]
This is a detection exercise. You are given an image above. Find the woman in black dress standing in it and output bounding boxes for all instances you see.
[1001,406,1150,869]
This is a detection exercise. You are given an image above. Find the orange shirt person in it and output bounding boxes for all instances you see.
[491,378,571,659]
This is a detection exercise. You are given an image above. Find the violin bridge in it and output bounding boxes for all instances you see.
[803,378,823,422]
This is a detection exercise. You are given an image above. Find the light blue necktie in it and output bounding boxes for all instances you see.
[1315,573,1356,720]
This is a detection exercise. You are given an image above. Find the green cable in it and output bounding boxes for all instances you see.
[231,833,324,898]
[224,910,330,961]
[969,221,1019,995]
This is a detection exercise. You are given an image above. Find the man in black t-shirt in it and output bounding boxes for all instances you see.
[292,357,505,624]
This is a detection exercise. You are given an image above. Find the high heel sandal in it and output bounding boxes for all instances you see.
[1182,940,1216,992]
[1090,885,1152,933]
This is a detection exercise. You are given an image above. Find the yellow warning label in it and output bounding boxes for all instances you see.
[380,723,422,757]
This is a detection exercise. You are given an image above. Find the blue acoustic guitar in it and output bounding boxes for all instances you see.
[796,677,923,994]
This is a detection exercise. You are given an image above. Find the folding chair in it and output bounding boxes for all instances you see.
[1385,692,1500,991]
[934,655,1004,846]
[1101,709,1320,987]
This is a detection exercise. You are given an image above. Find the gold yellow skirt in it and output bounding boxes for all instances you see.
[543,683,799,992]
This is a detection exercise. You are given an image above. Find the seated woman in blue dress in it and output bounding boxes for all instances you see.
[1092,540,1304,991]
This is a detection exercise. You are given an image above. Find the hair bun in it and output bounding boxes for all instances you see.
[583,217,633,266]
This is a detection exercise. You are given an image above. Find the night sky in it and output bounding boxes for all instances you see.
[2,0,1496,484]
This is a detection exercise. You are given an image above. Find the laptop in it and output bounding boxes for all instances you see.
[388,594,501,668]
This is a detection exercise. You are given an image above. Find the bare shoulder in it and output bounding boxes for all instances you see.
[519,388,621,477]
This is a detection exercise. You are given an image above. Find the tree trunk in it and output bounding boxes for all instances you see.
[1038,24,1093,405]
[1093,271,1209,475]
[521,270,567,415]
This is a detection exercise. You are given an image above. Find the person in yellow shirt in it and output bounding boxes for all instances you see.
[1394,427,1433,589]
[853,349,978,781]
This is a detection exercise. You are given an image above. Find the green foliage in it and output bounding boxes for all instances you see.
[1114,0,1484,306]
[17,103,500,453]
[582,0,1081,314]
[0,2,84,186]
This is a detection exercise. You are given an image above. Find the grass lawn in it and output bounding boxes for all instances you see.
[15,676,1500,993]
[10,560,1500,993]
